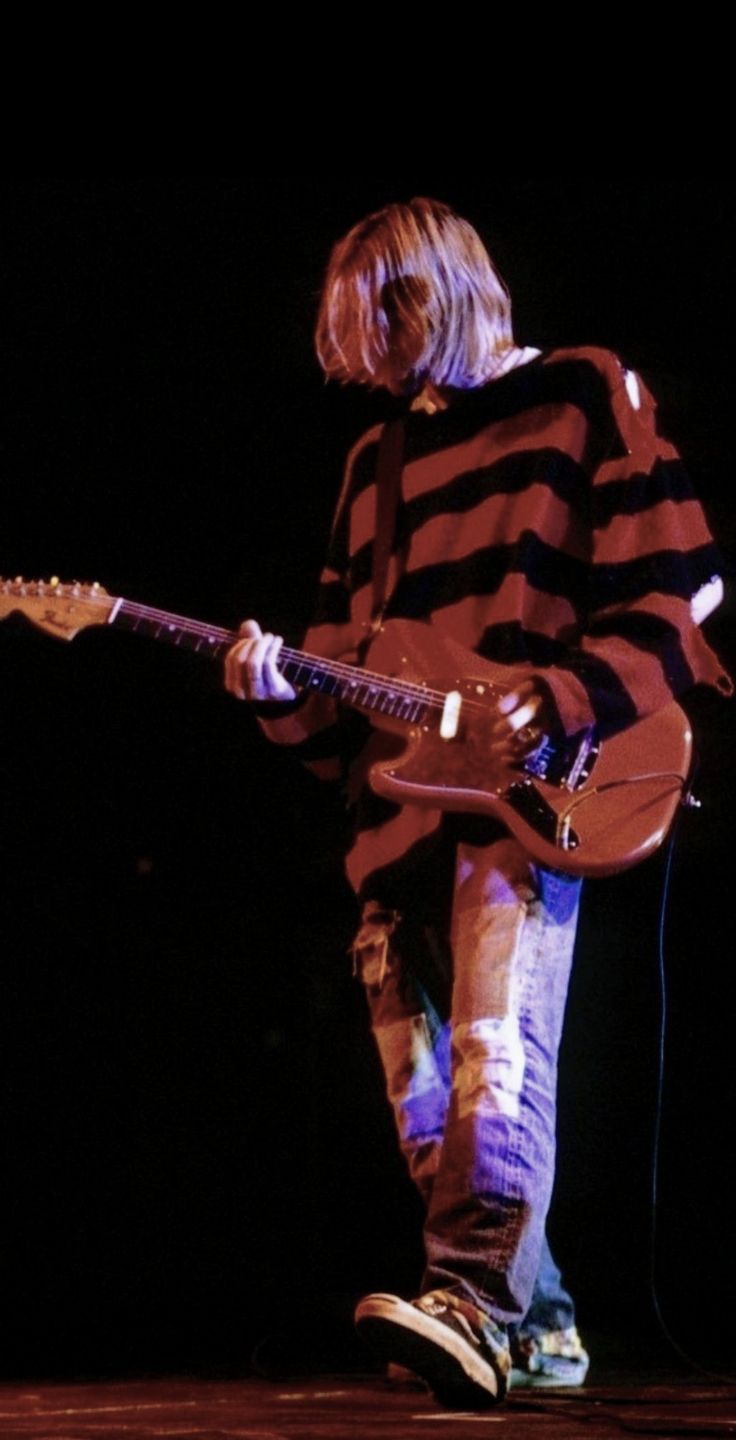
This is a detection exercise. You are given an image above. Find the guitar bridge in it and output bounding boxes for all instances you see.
[505,779,580,851]
[522,727,599,790]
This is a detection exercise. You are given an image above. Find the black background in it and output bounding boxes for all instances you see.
[1,179,734,1376]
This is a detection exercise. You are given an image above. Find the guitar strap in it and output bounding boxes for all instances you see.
[346,416,406,805]
[370,417,405,636]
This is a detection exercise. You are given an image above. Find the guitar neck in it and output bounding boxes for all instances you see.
[112,599,436,726]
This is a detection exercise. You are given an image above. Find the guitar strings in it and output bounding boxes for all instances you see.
[43,595,685,767]
[78,594,505,719]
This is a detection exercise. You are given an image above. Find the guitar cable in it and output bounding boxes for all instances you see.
[555,771,688,850]
[646,774,736,1385]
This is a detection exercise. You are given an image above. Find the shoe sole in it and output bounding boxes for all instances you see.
[509,1362,589,1390]
[355,1294,501,1410]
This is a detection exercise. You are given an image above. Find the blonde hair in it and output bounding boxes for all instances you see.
[315,197,515,391]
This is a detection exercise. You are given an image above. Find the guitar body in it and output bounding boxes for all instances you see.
[360,620,692,877]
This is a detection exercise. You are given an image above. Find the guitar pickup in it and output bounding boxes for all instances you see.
[439,689,462,739]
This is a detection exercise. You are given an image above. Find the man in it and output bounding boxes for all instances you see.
[224,198,730,1409]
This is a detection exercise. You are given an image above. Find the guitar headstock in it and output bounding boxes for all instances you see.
[0,577,116,640]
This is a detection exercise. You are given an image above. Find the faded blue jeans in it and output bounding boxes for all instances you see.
[353,835,582,1333]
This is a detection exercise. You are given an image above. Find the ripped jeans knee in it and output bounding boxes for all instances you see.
[351,901,402,992]
[453,1014,526,1122]
[351,901,450,1198]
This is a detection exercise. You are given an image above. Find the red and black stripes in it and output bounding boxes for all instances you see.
[257,345,731,896]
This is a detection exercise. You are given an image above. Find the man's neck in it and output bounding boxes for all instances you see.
[410,346,541,414]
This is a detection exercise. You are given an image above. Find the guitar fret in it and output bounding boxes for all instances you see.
[286,661,311,686]
[118,608,227,657]
[176,628,201,649]
[279,647,432,721]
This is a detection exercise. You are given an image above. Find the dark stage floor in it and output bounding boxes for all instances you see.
[0,1371,734,1439]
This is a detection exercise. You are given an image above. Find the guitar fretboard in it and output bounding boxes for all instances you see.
[113,600,437,726]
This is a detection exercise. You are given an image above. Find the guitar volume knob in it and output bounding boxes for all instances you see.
[682,792,702,809]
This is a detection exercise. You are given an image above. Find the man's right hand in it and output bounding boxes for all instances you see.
[224,620,297,703]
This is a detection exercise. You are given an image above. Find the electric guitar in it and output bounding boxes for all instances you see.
[0,577,693,878]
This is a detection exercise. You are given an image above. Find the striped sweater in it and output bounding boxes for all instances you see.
[259,346,731,897]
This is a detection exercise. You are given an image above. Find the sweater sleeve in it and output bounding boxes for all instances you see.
[254,429,376,781]
[541,353,732,737]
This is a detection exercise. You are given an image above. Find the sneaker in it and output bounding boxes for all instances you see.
[355,1289,510,1410]
[385,1361,427,1391]
[509,1325,589,1388]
